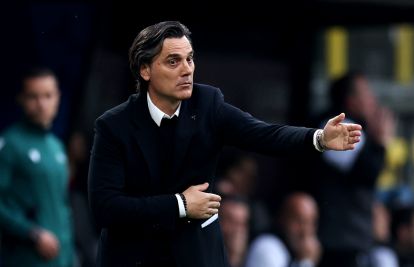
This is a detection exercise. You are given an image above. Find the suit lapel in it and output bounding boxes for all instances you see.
[130,92,162,181]
[172,100,197,178]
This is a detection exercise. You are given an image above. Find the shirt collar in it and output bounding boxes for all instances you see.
[147,92,181,127]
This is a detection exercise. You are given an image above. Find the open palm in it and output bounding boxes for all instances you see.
[323,113,362,151]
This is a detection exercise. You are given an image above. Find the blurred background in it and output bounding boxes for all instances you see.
[2,0,414,266]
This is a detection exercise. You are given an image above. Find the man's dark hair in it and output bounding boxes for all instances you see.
[329,71,364,113]
[20,67,57,92]
[128,21,192,92]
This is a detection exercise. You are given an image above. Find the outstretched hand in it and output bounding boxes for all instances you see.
[322,113,362,151]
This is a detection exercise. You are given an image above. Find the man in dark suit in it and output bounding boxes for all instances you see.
[88,21,362,267]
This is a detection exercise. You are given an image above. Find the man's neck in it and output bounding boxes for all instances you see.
[148,90,180,116]
[22,118,51,133]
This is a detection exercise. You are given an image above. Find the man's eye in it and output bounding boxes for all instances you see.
[168,59,177,65]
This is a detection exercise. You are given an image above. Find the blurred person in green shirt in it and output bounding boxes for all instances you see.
[0,67,74,267]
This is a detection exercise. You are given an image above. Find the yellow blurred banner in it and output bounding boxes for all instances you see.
[377,137,409,190]
[326,26,348,80]
[395,24,414,85]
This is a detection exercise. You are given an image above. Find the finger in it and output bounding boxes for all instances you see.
[202,213,211,219]
[208,193,221,202]
[348,130,362,137]
[348,136,360,144]
[345,143,356,150]
[329,113,345,125]
[208,208,219,215]
[193,182,209,191]
[209,201,221,209]
[344,123,362,131]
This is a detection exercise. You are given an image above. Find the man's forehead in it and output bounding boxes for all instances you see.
[24,75,57,86]
[161,37,193,56]
[23,76,58,94]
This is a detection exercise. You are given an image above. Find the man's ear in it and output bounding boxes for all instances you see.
[140,64,150,81]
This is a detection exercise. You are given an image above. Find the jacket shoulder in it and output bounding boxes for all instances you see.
[191,83,224,108]
[193,83,221,97]
[95,94,137,125]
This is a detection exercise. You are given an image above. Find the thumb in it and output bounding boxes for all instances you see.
[193,182,209,191]
[329,113,345,126]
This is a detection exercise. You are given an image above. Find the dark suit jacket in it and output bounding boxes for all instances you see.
[88,83,317,267]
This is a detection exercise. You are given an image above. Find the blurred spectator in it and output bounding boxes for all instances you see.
[67,130,98,267]
[380,185,414,210]
[370,201,398,267]
[245,192,321,267]
[0,67,75,266]
[391,205,414,267]
[216,153,258,197]
[216,152,270,240]
[311,72,395,267]
[219,195,251,267]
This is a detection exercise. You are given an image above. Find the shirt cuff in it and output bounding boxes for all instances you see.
[175,193,187,218]
[313,129,325,152]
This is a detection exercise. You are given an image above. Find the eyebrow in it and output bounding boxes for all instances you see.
[166,51,194,59]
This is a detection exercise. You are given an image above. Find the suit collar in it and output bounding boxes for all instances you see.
[146,92,181,127]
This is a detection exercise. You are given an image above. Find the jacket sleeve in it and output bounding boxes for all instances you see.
[88,117,178,231]
[212,89,317,156]
[0,137,37,241]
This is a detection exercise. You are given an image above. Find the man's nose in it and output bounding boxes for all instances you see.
[181,60,193,75]
[37,97,49,110]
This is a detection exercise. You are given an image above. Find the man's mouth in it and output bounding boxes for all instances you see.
[178,81,192,86]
